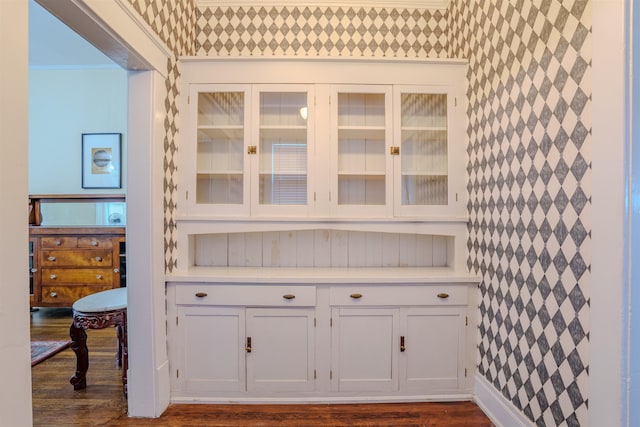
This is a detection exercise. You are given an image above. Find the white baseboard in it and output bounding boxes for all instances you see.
[473,373,534,427]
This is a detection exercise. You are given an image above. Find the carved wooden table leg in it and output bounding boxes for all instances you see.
[69,308,127,396]
[69,320,88,390]
[69,288,127,397]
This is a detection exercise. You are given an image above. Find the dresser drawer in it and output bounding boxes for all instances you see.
[41,237,78,248]
[40,285,113,304]
[78,237,113,249]
[41,268,114,285]
[175,284,316,307]
[330,285,468,306]
[41,250,113,267]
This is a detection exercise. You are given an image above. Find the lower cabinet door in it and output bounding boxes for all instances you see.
[331,307,399,392]
[178,306,246,393]
[399,307,466,392]
[246,308,316,392]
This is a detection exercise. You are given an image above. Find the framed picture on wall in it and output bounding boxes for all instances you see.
[81,133,122,189]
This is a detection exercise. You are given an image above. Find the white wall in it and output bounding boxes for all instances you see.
[28,67,127,194]
[0,0,32,425]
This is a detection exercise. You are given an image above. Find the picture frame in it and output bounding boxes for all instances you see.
[81,133,122,189]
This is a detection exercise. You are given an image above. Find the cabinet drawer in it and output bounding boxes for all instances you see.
[78,237,113,249]
[41,237,78,248]
[41,268,113,285]
[330,285,468,306]
[175,284,316,307]
[40,285,113,304]
[41,250,113,267]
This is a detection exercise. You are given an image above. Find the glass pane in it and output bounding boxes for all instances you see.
[196,92,244,205]
[337,92,387,206]
[39,202,126,226]
[259,92,308,205]
[400,93,448,206]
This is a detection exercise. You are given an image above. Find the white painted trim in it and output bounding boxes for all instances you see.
[36,0,171,76]
[82,0,172,74]
[0,1,32,425]
[591,0,628,426]
[170,393,473,404]
[196,0,450,9]
[126,70,170,417]
[180,55,468,66]
[473,374,533,427]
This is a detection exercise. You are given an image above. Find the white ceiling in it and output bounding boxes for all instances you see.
[29,0,116,68]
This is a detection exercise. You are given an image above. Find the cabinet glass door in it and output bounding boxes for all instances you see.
[195,89,248,208]
[254,87,313,215]
[332,86,392,216]
[398,92,449,207]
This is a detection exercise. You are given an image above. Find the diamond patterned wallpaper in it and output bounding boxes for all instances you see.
[125,1,593,424]
[127,0,196,271]
[449,1,591,426]
[195,6,448,57]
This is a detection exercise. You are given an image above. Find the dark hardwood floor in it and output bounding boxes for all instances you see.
[31,307,493,427]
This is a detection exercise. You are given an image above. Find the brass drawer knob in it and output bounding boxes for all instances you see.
[49,274,56,280]
[350,293,363,299]
[48,256,56,262]
[114,268,119,273]
[50,292,57,298]
[91,241,98,246]
[96,275,103,280]
[437,293,450,299]
[283,294,296,300]
[30,268,37,273]
[54,240,61,246]
[95,256,103,262]
[195,292,208,298]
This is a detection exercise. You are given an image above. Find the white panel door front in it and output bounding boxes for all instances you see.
[179,306,246,393]
[399,307,465,392]
[331,307,398,392]
[246,308,315,392]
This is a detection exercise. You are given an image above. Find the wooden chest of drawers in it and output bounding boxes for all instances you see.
[29,227,126,307]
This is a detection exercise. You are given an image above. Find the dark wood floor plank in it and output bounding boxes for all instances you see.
[31,307,493,427]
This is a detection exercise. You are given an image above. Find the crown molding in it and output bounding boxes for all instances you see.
[195,0,450,9]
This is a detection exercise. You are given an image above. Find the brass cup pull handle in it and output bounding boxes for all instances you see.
[195,292,208,298]
[437,292,450,299]
[54,240,61,246]
[95,256,103,262]
[49,274,56,280]
[350,293,363,299]
[96,275,103,280]
[48,256,56,262]
[50,292,57,298]
[283,294,296,300]
[246,337,252,353]
[400,336,406,352]
[91,241,98,246]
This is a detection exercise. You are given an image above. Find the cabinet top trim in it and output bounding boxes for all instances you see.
[179,56,468,66]
[167,267,480,284]
[196,0,450,9]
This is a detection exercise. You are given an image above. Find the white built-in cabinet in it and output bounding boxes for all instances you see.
[183,74,463,218]
[168,58,477,403]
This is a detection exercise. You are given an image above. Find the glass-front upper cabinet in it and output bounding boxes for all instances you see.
[330,86,393,217]
[393,87,459,217]
[252,85,314,216]
[190,85,251,216]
